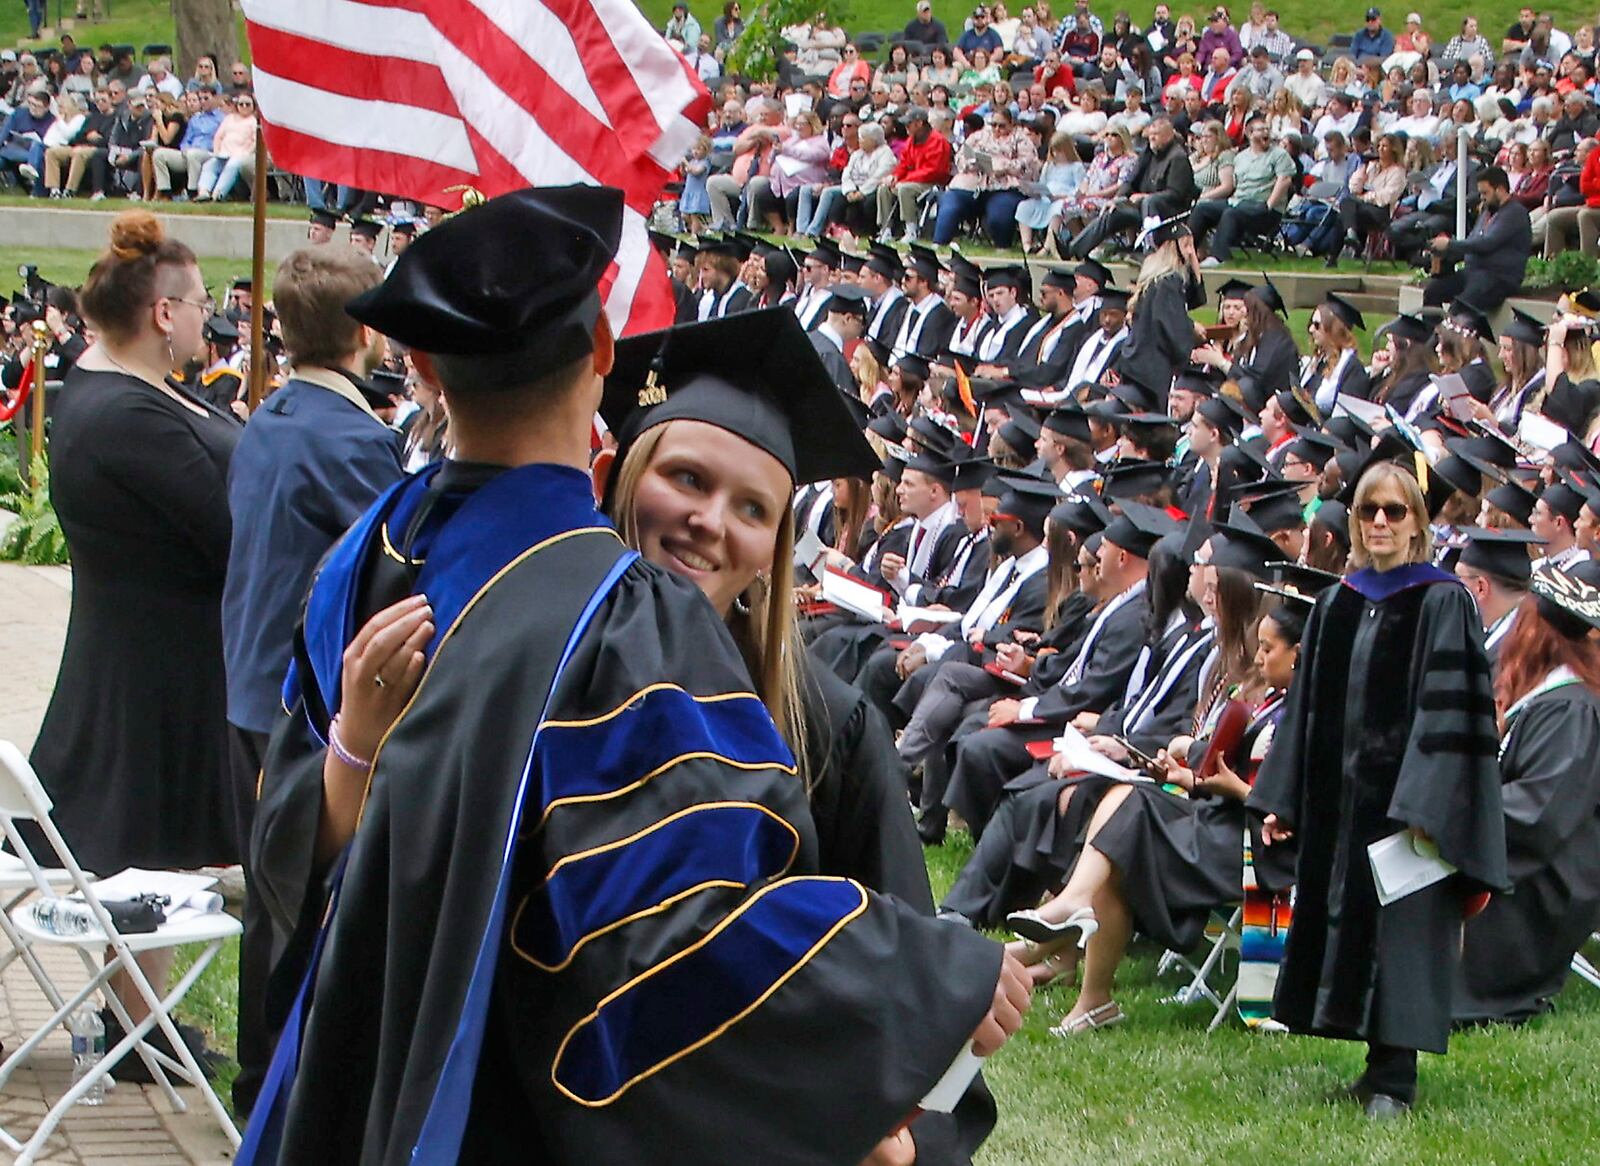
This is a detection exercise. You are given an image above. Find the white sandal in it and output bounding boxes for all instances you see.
[1049,1001,1126,1037]
[1006,906,1100,949]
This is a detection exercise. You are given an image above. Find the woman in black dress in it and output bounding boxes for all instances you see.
[33,211,240,875]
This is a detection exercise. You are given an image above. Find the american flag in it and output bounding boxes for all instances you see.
[239,0,711,334]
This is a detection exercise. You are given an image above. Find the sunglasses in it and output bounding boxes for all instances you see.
[1356,502,1411,523]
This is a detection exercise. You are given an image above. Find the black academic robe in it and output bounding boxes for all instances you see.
[808,335,856,395]
[1093,620,1213,756]
[919,530,994,612]
[1115,274,1193,405]
[1175,458,1213,519]
[1030,587,1153,725]
[906,302,959,358]
[247,463,998,1166]
[671,276,699,324]
[1379,369,1432,416]
[1249,566,1507,1055]
[1226,327,1300,401]
[979,309,1040,364]
[868,293,912,349]
[1455,682,1600,1025]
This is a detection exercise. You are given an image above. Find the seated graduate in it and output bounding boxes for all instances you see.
[1004,596,1306,1035]
[940,503,1179,841]
[593,308,999,1163]
[903,498,1103,844]
[1455,561,1600,1026]
[246,191,1026,1166]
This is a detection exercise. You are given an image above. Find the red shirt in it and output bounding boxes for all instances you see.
[1581,142,1600,208]
[894,130,954,186]
[1033,64,1075,97]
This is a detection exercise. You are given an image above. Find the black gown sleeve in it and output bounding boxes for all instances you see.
[1496,693,1600,881]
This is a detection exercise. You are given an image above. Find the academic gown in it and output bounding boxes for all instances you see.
[1455,681,1600,1025]
[247,462,998,1166]
[1380,368,1432,417]
[1114,274,1193,405]
[1248,565,1507,1054]
[1226,327,1300,401]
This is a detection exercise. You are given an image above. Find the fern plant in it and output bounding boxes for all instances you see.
[0,453,68,566]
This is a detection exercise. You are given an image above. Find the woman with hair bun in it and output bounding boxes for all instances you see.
[33,210,240,887]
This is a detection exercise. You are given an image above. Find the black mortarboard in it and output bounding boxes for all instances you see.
[1172,366,1221,397]
[1101,458,1171,501]
[347,185,621,370]
[695,233,740,260]
[349,218,383,240]
[1117,412,1181,439]
[1103,499,1181,556]
[1454,425,1520,470]
[1001,405,1043,445]
[867,409,909,444]
[1216,278,1253,302]
[1139,211,1191,249]
[726,232,760,261]
[1050,494,1112,538]
[809,238,844,269]
[230,276,252,292]
[908,413,962,457]
[1326,408,1377,449]
[1284,426,1341,470]
[1551,438,1600,480]
[896,353,931,382]
[1246,559,1341,604]
[1503,307,1547,348]
[839,251,866,276]
[203,314,238,343]
[1097,286,1131,311]
[951,271,984,299]
[391,219,419,237]
[994,475,1061,536]
[1100,374,1158,413]
[1208,511,1287,572]
[951,456,996,492]
[1311,499,1351,549]
[1322,292,1366,331]
[904,247,941,284]
[1570,288,1600,318]
[825,284,871,318]
[1073,258,1113,288]
[972,378,1028,410]
[1233,479,1308,533]
[1383,312,1431,345]
[1457,525,1543,585]
[1443,299,1494,343]
[1251,274,1288,319]
[1196,394,1250,438]
[1273,387,1317,428]
[601,308,880,485]
[948,250,983,283]
[865,242,903,280]
[1041,268,1076,293]
[1540,478,1588,523]
[1531,561,1600,635]
[984,264,1030,294]
[1485,478,1538,526]
[904,450,959,485]
[1043,405,1094,443]
[882,453,907,482]
[309,209,338,229]
[1431,453,1485,501]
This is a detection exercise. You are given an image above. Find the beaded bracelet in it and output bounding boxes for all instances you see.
[328,716,374,772]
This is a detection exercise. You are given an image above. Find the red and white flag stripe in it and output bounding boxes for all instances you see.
[240,0,710,335]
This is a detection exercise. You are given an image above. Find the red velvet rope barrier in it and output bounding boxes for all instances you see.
[0,357,35,424]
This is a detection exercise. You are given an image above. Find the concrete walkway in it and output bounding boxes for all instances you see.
[0,564,234,1165]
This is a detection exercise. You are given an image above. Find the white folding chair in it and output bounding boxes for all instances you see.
[1156,906,1242,1019]
[0,740,242,1164]
[1574,936,1600,990]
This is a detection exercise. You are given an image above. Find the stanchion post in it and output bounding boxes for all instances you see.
[28,320,47,487]
[247,131,270,412]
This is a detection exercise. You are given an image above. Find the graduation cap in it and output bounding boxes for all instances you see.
[903,246,941,284]
[728,231,764,260]
[1540,476,1589,523]
[1217,440,1276,491]
[1196,393,1251,438]
[346,184,621,369]
[1103,500,1182,557]
[865,242,903,280]
[1172,365,1221,397]
[1531,560,1600,636]
[364,367,408,406]
[908,413,963,457]
[1568,287,1600,318]
[1043,405,1094,443]
[881,452,908,482]
[994,475,1061,536]
[1321,292,1366,332]
[391,220,420,238]
[1208,510,1288,573]
[1551,437,1600,481]
[1252,273,1288,319]
[349,218,383,241]
[1117,412,1181,442]
[971,378,1027,411]
[1442,299,1494,343]
[896,353,931,383]
[1503,307,1547,348]
[1102,458,1171,501]
[1457,525,1543,586]
[1453,424,1520,470]
[1284,426,1341,470]
[1382,312,1432,345]
[1073,258,1114,288]
[229,276,252,293]
[1543,376,1600,436]
[1050,494,1112,538]
[1485,478,1538,526]
[948,250,983,284]
[824,284,870,318]
[1216,278,1254,302]
[1326,408,1378,450]
[694,233,740,260]
[1097,286,1131,312]
[600,308,881,485]
[1272,386,1318,428]
[1310,498,1351,549]
[1233,478,1309,533]
[903,450,959,486]
[1000,404,1043,446]
[808,238,845,270]
[202,313,238,344]
[867,409,909,444]
[839,250,867,276]
[951,456,997,493]
[309,209,338,230]
[1431,453,1487,500]
[984,264,1031,296]
[1136,210,1191,249]
[1039,268,1075,294]
[1099,373,1158,413]
[1246,559,1341,605]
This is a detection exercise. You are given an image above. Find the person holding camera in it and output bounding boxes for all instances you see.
[1,283,86,391]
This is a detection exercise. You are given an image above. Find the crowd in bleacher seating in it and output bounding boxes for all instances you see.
[645,0,1600,282]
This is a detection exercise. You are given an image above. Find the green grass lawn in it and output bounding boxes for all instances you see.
[0,244,255,300]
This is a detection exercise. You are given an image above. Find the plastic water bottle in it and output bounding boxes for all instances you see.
[67,1006,105,1105]
[30,897,95,936]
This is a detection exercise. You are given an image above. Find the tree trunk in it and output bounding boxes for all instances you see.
[173,0,240,78]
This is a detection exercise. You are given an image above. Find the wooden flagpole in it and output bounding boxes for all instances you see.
[247,130,269,411]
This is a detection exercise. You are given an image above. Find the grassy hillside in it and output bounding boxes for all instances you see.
[9,1,1600,68]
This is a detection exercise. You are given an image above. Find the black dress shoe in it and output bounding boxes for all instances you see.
[1363,1093,1412,1120]
[916,812,947,846]
[1327,1077,1373,1105]
[100,1009,223,1084]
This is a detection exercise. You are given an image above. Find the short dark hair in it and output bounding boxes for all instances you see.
[1479,165,1511,190]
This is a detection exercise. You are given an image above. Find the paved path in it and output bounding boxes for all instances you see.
[0,565,234,1165]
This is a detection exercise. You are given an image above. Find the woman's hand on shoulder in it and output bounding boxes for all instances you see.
[337,594,434,760]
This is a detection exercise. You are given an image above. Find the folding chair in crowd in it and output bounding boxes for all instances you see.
[1574,938,1600,990]
[0,741,242,1164]
[1156,906,1240,1027]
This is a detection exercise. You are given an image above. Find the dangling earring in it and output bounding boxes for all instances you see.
[162,330,176,375]
[734,592,752,616]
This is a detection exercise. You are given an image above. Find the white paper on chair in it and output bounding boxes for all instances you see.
[1052,726,1153,782]
[920,1040,985,1112]
[1367,830,1456,906]
[1518,411,1567,453]
[86,867,225,923]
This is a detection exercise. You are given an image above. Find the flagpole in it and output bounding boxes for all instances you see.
[247,130,269,412]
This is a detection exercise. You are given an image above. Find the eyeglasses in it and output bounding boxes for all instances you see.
[1356,501,1410,523]
[164,295,215,314]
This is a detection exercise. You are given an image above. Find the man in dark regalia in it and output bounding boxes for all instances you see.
[243,186,1029,1166]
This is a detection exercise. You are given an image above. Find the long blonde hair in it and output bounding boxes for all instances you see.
[609,424,809,776]
[1133,238,1185,304]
